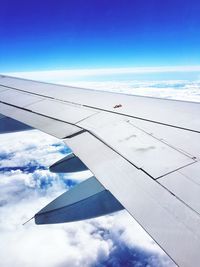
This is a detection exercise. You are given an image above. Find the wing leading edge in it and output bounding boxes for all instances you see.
[1,74,200,267]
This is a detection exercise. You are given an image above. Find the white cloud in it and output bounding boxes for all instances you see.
[0,130,66,167]
[4,65,200,81]
[61,80,200,102]
[0,129,174,267]
[4,68,200,103]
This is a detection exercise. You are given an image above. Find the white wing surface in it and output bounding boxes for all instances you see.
[1,74,200,267]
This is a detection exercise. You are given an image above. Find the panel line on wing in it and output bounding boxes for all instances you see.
[155,161,197,180]
[86,129,197,182]
[0,84,56,100]
[1,82,200,134]
[83,129,154,179]
[64,129,86,139]
[0,84,82,107]
[0,101,84,132]
[82,103,200,134]
[127,120,197,160]
[158,167,200,219]
[78,112,195,178]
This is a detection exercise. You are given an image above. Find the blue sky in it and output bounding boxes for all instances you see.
[1,0,200,72]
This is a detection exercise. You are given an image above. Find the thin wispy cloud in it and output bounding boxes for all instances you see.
[4,65,200,81]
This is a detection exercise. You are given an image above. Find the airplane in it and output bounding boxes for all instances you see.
[0,74,200,267]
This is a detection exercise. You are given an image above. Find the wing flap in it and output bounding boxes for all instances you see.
[78,112,195,178]
[65,131,200,267]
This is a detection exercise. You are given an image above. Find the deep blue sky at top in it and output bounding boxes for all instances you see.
[0,0,200,71]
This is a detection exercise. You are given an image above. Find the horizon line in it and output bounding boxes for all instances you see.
[3,65,200,79]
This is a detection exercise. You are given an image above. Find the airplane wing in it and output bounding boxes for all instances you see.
[1,74,200,267]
